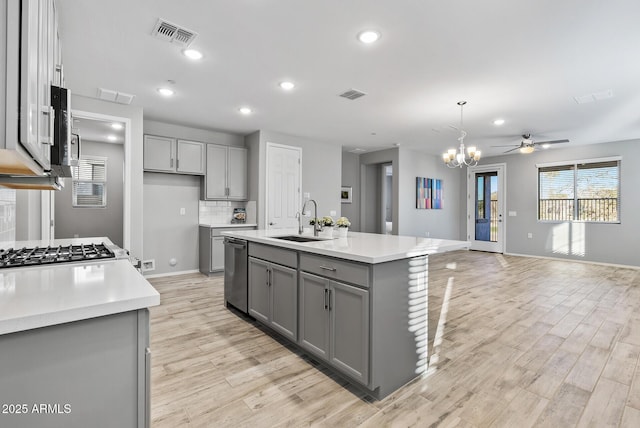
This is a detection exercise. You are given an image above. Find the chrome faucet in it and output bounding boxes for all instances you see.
[296,212,303,235]
[302,199,319,236]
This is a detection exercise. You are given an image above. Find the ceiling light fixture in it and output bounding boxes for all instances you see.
[238,107,252,115]
[111,123,123,130]
[519,145,535,154]
[157,87,174,97]
[442,101,481,168]
[493,118,505,126]
[357,30,381,44]
[182,49,203,60]
[107,135,117,142]
[279,81,295,90]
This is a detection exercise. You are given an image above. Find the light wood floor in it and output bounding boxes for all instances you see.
[148,251,640,427]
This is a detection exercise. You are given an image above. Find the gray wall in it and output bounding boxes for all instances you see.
[71,95,144,258]
[248,130,342,228]
[142,120,244,276]
[55,140,124,247]
[398,148,463,239]
[341,151,361,231]
[481,139,639,267]
[143,173,200,275]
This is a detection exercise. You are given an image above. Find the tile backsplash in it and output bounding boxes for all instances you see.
[0,189,16,243]
[199,200,256,225]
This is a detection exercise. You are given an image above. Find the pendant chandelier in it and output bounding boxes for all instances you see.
[442,101,481,168]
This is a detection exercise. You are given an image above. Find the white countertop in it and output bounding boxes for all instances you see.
[221,229,469,264]
[0,238,160,335]
[199,223,258,228]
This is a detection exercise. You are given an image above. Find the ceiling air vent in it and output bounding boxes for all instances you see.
[339,89,367,100]
[151,19,198,47]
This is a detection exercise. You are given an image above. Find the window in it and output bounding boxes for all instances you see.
[538,158,620,222]
[72,156,107,208]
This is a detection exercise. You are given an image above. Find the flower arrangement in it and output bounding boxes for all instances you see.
[321,216,335,227]
[336,217,351,228]
[309,216,336,228]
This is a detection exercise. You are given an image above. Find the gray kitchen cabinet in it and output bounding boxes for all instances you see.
[299,271,369,385]
[143,135,205,175]
[0,309,151,428]
[203,144,247,200]
[199,226,256,274]
[248,243,297,341]
[1,0,62,175]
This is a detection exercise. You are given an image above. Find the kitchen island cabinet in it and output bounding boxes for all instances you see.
[0,251,160,428]
[248,243,297,341]
[222,229,469,399]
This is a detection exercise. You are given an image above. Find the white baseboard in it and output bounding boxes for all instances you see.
[143,269,201,279]
[504,252,640,270]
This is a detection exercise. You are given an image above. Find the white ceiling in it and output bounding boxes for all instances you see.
[57,0,640,157]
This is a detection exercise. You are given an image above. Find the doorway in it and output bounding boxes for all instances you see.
[467,164,506,252]
[53,111,130,248]
[265,143,302,230]
[361,162,394,234]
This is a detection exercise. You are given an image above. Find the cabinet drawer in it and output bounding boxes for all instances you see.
[299,253,370,288]
[249,243,297,269]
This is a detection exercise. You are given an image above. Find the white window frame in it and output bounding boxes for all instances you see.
[72,155,108,208]
[536,156,621,224]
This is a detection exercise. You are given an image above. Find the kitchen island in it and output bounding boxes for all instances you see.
[222,229,469,399]
[0,237,160,428]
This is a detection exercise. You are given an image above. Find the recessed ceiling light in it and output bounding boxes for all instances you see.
[107,135,117,141]
[493,119,505,126]
[111,123,123,130]
[182,49,203,60]
[157,87,174,97]
[238,107,252,115]
[357,30,381,44]
[279,81,295,90]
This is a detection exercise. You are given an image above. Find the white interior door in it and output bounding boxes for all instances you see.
[467,164,506,253]
[266,143,301,230]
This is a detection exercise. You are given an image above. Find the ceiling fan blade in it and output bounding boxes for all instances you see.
[491,144,520,147]
[503,147,521,153]
[534,139,569,145]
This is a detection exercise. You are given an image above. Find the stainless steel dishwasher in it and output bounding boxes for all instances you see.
[223,237,248,313]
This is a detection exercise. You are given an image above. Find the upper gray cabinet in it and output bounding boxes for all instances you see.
[203,144,247,200]
[143,135,205,175]
[1,0,61,176]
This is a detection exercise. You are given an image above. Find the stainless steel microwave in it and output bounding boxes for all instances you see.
[50,85,80,177]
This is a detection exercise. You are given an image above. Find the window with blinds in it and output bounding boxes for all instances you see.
[538,159,620,222]
[72,156,107,208]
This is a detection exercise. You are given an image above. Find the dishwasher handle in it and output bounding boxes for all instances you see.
[224,238,247,250]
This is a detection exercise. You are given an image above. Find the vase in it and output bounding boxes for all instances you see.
[319,227,334,238]
[338,227,348,238]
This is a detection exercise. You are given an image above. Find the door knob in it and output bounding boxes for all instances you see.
[269,222,276,226]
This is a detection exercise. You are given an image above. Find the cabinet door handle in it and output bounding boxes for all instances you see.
[170,158,174,168]
[324,288,328,310]
[319,265,336,272]
[328,289,332,311]
[176,158,179,170]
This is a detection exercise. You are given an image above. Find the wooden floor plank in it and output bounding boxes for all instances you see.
[147,250,640,427]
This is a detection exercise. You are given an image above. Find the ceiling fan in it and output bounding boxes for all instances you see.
[493,134,569,154]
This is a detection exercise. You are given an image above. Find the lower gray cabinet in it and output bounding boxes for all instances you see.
[299,272,369,385]
[248,256,297,341]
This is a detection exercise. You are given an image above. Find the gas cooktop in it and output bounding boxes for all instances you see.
[0,242,116,268]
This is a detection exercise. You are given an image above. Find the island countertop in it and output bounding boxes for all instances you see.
[222,229,469,264]
[0,238,160,335]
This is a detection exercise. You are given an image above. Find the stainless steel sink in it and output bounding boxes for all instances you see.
[272,235,327,243]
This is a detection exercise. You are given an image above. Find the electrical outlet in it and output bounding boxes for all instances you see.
[329,210,336,216]
[527,233,533,239]
[179,207,186,215]
[141,259,155,272]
